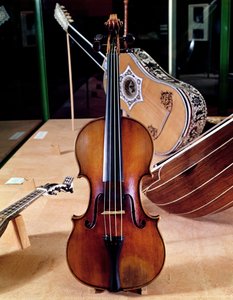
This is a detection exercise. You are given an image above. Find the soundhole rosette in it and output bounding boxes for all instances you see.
[120,66,143,110]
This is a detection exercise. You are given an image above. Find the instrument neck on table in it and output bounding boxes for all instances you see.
[0,177,73,237]
[0,189,45,222]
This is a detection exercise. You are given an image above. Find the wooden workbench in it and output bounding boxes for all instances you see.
[0,119,232,299]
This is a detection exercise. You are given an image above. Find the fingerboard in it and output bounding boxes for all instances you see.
[0,176,74,237]
[0,189,45,224]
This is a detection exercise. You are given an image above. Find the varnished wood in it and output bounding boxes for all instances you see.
[0,120,41,164]
[67,117,165,291]
[142,116,233,218]
[67,21,165,290]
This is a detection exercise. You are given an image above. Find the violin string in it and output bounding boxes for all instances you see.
[116,51,123,239]
[103,50,112,240]
[178,184,233,216]
[108,50,113,241]
[113,49,118,237]
[104,38,124,240]
[103,63,108,238]
[114,46,124,239]
[103,184,107,236]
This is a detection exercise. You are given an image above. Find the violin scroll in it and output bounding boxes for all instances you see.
[105,14,123,54]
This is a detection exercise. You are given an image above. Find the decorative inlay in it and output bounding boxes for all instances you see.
[148,125,158,140]
[131,48,207,149]
[120,66,143,110]
[160,91,173,112]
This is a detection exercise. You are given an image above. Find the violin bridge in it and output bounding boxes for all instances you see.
[101,210,125,215]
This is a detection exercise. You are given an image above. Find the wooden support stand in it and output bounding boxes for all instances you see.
[12,214,31,249]
[0,215,30,255]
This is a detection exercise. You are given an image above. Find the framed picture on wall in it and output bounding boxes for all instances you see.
[0,5,10,26]
[188,4,209,41]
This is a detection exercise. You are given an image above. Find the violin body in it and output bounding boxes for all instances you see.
[67,117,165,291]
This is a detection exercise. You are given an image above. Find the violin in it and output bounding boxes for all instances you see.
[66,14,165,292]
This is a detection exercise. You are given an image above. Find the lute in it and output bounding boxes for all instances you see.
[54,3,207,156]
[142,115,233,218]
[0,176,74,237]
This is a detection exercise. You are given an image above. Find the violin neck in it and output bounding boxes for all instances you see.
[103,46,123,183]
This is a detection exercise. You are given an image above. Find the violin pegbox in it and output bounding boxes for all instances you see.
[105,14,123,54]
[105,14,123,32]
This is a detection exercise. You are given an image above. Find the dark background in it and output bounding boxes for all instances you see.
[0,0,232,120]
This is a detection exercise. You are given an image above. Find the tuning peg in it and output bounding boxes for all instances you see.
[66,16,73,21]
[60,6,67,12]
[93,34,104,52]
[124,33,135,45]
